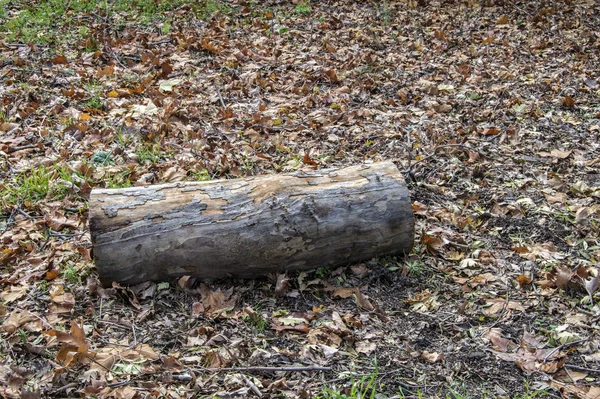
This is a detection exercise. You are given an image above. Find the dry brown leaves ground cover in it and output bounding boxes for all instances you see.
[1,0,600,397]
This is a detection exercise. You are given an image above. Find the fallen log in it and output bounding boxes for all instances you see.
[89,161,414,286]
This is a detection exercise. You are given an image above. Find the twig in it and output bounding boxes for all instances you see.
[96,319,134,331]
[193,365,330,373]
[49,230,74,239]
[148,40,172,46]
[565,364,600,373]
[172,374,193,382]
[98,338,130,347]
[7,144,38,154]
[108,381,133,388]
[16,207,35,219]
[563,367,576,384]
[217,88,226,109]
[52,382,78,393]
[544,338,589,361]
[240,374,263,397]
[132,323,137,346]
[15,307,54,329]
[250,113,335,132]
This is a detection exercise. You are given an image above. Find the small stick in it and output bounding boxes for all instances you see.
[194,365,330,373]
[7,144,39,154]
[241,374,263,397]
[52,382,78,393]
[148,40,172,46]
[172,374,193,382]
[108,381,133,388]
[217,88,226,109]
[15,307,54,329]
[16,207,34,219]
[544,338,588,361]
[563,367,576,384]
[96,319,133,331]
[132,323,137,346]
[565,364,600,373]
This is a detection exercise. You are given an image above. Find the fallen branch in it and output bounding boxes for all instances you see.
[240,374,263,397]
[193,365,331,373]
[544,338,589,361]
[7,144,39,154]
[90,162,414,286]
[565,364,600,374]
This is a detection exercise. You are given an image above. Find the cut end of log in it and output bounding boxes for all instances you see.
[90,161,414,286]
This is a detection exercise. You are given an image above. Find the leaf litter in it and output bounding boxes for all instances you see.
[1,0,600,397]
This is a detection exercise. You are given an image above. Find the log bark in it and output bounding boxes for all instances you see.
[89,161,414,286]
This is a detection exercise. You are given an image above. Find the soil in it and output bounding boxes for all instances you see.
[1,0,600,398]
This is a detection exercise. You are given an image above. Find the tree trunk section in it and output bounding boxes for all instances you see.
[89,161,414,286]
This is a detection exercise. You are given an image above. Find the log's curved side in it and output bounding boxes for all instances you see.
[89,161,414,286]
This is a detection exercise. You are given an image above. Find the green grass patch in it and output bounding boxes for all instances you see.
[190,168,211,181]
[62,262,81,284]
[84,96,104,110]
[294,1,311,15]
[2,0,96,43]
[190,0,232,19]
[106,170,133,188]
[49,165,77,200]
[1,0,233,44]
[90,151,115,166]
[317,370,378,399]
[1,164,91,209]
[2,165,51,206]
[242,304,268,333]
[135,143,162,165]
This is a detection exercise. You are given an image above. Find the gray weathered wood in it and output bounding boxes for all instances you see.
[89,161,414,286]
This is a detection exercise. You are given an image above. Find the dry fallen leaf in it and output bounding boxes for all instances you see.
[355,341,377,355]
[332,287,376,312]
[422,233,445,254]
[554,265,574,289]
[350,263,369,278]
[584,269,599,303]
[483,298,525,316]
[332,287,356,299]
[516,274,533,288]
[275,273,291,296]
[496,15,509,24]
[0,285,28,303]
[43,320,93,367]
[421,351,444,362]
[2,309,41,334]
[551,380,600,399]
[483,328,517,352]
[198,284,236,314]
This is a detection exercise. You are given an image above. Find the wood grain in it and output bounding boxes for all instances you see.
[90,161,414,286]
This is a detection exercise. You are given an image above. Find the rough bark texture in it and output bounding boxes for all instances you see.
[89,161,414,286]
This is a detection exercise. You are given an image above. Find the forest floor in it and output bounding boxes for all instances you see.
[1,0,600,398]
